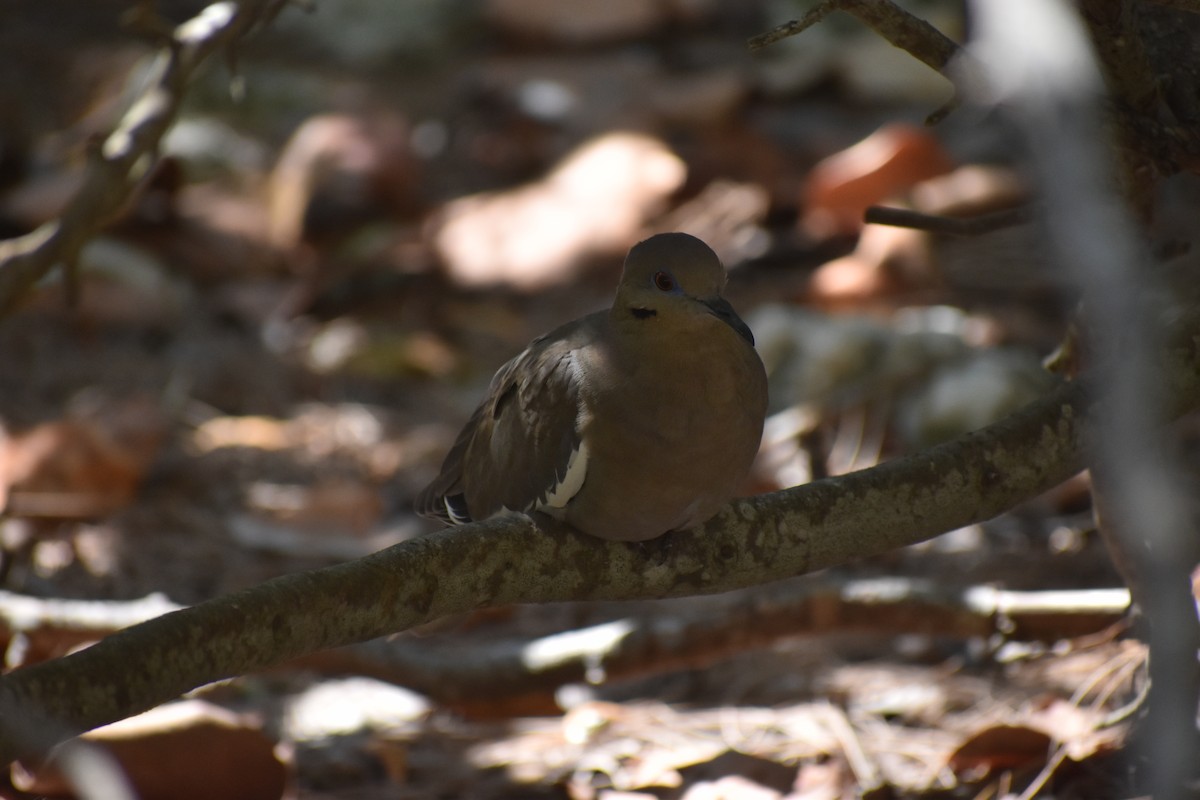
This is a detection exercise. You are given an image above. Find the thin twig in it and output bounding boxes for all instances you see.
[1016,745,1069,800]
[749,0,966,124]
[749,0,962,72]
[864,205,1033,236]
[822,704,884,794]
[748,1,839,51]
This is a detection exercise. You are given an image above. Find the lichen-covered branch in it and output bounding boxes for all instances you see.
[0,0,284,316]
[1,309,1198,761]
[0,581,1131,717]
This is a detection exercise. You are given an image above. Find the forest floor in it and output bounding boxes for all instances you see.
[3,1,1199,798]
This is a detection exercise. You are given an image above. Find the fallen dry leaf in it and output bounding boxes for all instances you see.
[807,216,934,304]
[1025,697,1125,761]
[432,131,686,290]
[910,164,1027,218]
[682,774,784,800]
[13,700,288,800]
[807,252,894,301]
[268,112,421,250]
[802,123,955,240]
[2,396,166,520]
[245,477,383,536]
[679,750,797,797]
[192,415,292,452]
[946,723,1052,777]
[595,791,660,800]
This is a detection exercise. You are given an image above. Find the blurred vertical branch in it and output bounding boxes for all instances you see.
[0,0,288,317]
[968,3,1200,797]
[754,1,1200,796]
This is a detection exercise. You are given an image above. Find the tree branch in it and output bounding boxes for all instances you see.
[0,581,1131,718]
[1,311,1198,761]
[747,0,965,123]
[748,0,961,71]
[0,0,284,316]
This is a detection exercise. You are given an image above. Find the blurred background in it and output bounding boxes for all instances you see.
[2,0,1198,797]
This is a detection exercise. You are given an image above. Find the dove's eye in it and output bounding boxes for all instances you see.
[653,271,677,292]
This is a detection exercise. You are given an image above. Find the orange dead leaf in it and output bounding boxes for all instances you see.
[2,398,165,519]
[432,132,686,290]
[802,123,955,240]
[807,222,932,303]
[947,724,1052,776]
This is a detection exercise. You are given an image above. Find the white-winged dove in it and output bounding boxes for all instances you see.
[416,232,768,541]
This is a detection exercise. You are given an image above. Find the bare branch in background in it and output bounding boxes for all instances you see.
[0,0,286,316]
[299,580,1131,713]
[748,0,960,70]
[752,0,1200,183]
[748,0,965,123]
